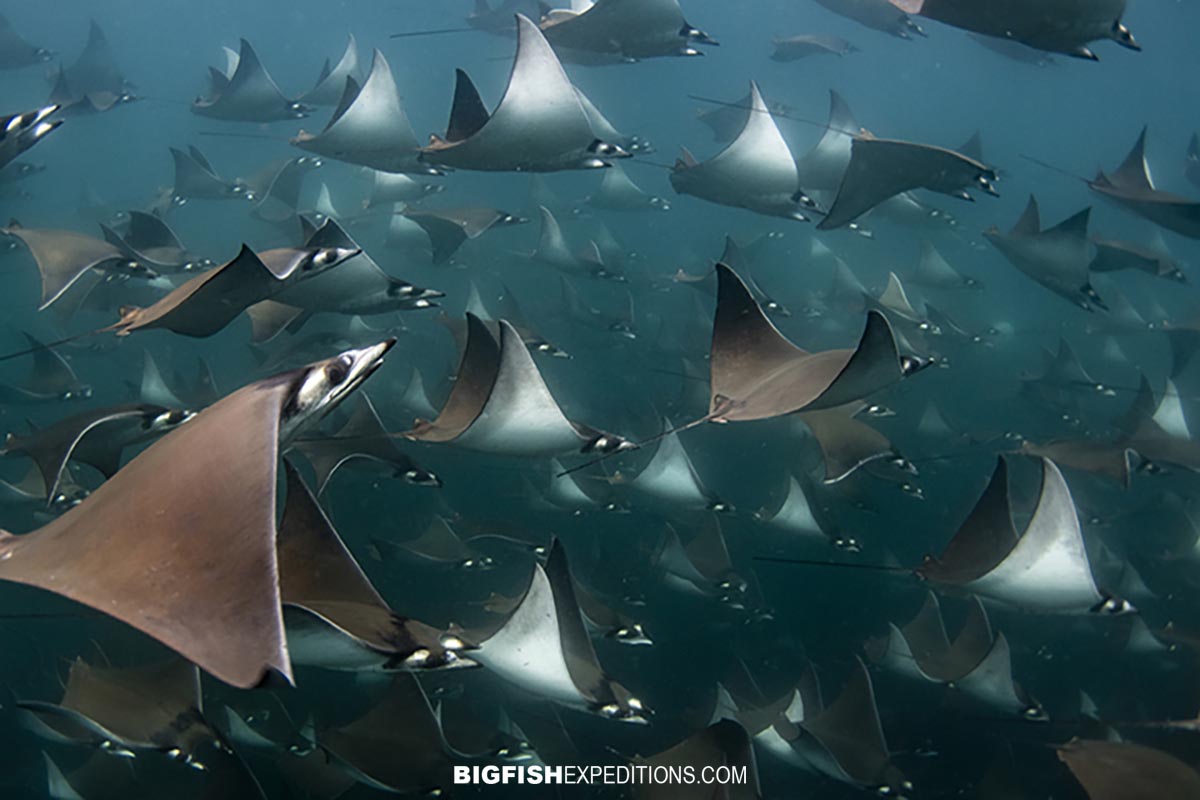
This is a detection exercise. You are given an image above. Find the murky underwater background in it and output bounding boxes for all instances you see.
[1,0,1200,797]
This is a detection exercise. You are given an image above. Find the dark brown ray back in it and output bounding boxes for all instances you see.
[710,262,810,413]
[277,460,388,610]
[2,224,124,308]
[926,596,993,681]
[320,676,451,793]
[1058,739,1200,800]
[917,458,1019,586]
[277,460,446,656]
[544,539,613,704]
[799,406,895,482]
[800,657,895,786]
[60,657,210,752]
[111,245,281,337]
[710,264,904,421]
[0,374,296,688]
[405,313,501,442]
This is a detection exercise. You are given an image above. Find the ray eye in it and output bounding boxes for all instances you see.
[326,355,353,385]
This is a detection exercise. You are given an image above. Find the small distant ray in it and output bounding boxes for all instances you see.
[771,34,858,61]
[985,196,1105,311]
[0,13,52,70]
[192,39,309,122]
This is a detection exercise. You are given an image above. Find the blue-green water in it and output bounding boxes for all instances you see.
[0,1,1198,798]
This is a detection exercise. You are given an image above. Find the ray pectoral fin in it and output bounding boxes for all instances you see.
[0,383,293,690]
[445,68,490,143]
[809,312,907,410]
[0,344,394,689]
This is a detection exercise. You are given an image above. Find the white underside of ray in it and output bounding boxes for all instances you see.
[766,477,824,540]
[747,682,816,764]
[305,36,359,105]
[707,684,740,726]
[313,183,342,219]
[370,170,425,204]
[706,684,807,768]
[400,369,438,419]
[872,192,936,225]
[782,688,808,722]
[454,321,583,455]
[299,50,421,172]
[952,633,1025,715]
[444,16,596,169]
[683,82,799,208]
[1124,615,1169,655]
[463,281,491,319]
[626,428,708,507]
[878,272,921,320]
[592,163,654,208]
[282,605,390,671]
[221,46,240,78]
[44,754,84,800]
[1140,150,1157,190]
[1099,336,1126,364]
[916,243,961,285]
[140,351,185,408]
[575,86,624,144]
[1153,380,1191,439]
[210,42,290,117]
[473,563,591,710]
[966,459,1104,613]
[533,206,586,270]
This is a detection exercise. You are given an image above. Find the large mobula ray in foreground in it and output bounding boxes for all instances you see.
[0,342,398,688]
